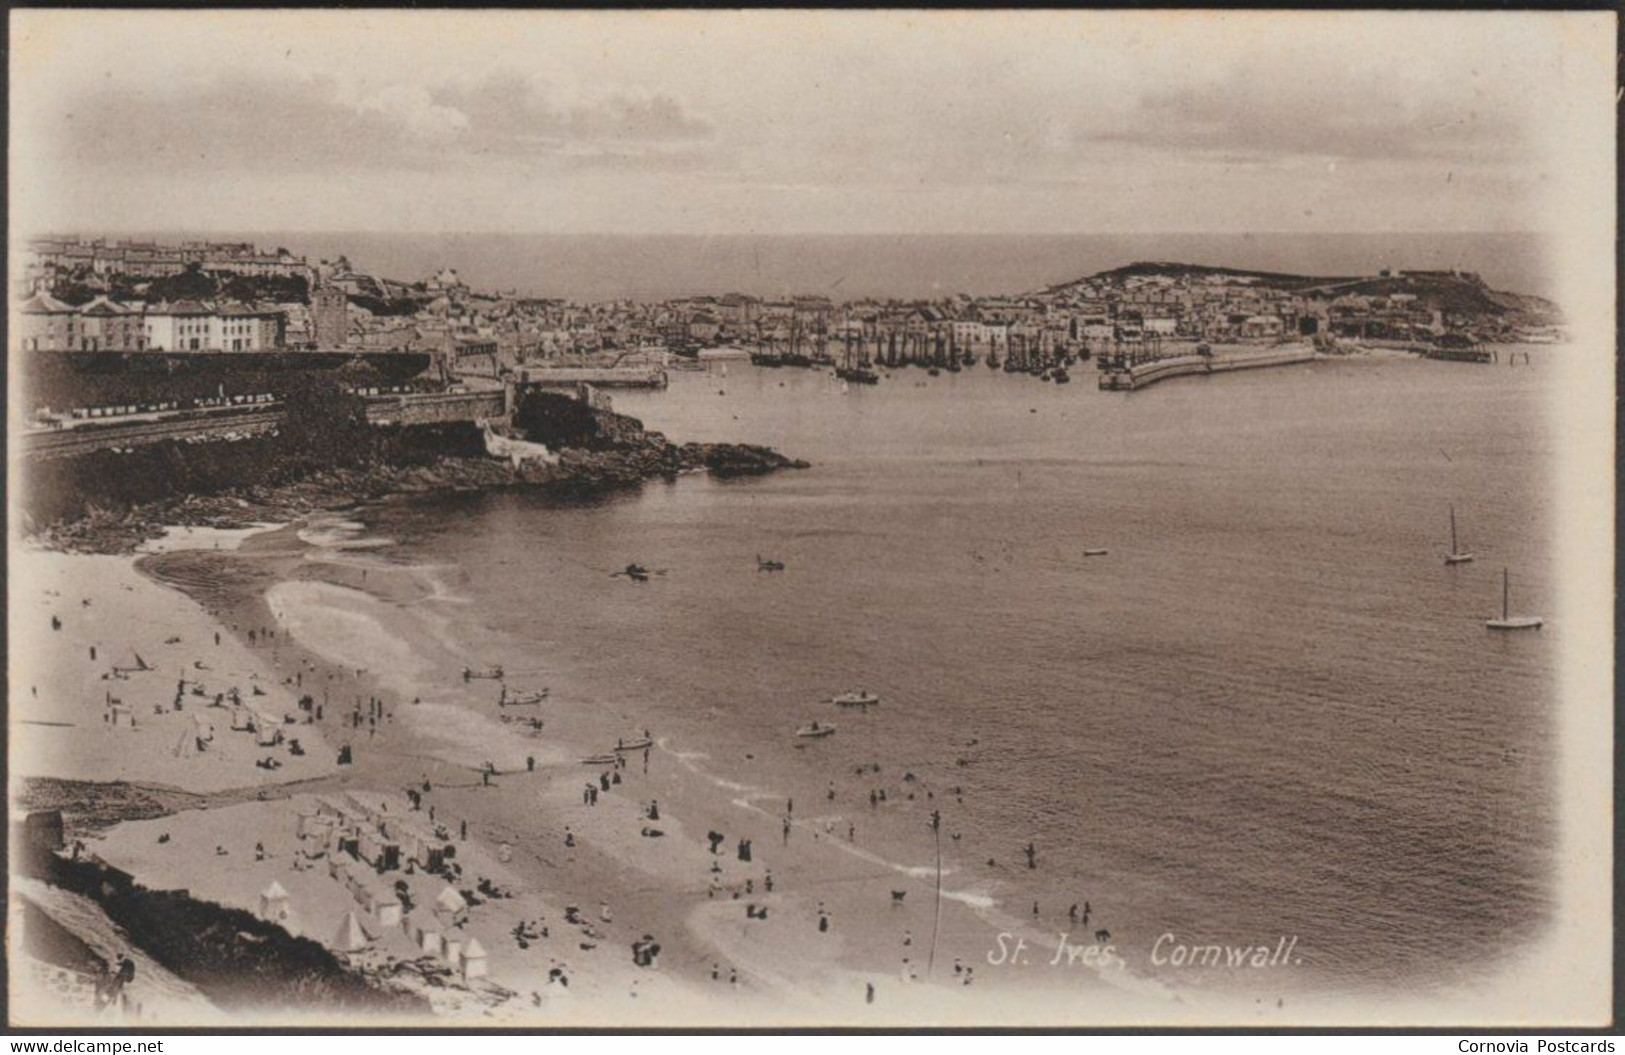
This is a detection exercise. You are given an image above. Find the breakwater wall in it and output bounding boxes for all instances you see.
[1099,349,1317,392]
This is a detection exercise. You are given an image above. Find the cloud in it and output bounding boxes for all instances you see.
[1091,69,1527,163]
[346,84,470,139]
[52,72,714,174]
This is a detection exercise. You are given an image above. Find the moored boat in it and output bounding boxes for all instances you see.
[499,685,548,707]
[796,721,836,738]
[829,690,881,707]
[1485,567,1542,630]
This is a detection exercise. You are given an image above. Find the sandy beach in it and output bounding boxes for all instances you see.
[12,511,1206,1026]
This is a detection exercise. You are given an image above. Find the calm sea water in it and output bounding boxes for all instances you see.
[361,353,1556,996]
[136,231,1553,302]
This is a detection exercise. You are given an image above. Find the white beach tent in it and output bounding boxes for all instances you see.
[461,938,489,981]
[258,880,291,923]
[434,885,468,926]
[173,728,200,758]
[333,910,372,953]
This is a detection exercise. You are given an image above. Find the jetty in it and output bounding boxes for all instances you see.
[1099,347,1317,392]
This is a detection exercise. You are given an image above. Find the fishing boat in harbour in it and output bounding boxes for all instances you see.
[834,317,881,384]
[463,665,504,681]
[1485,567,1542,630]
[1445,504,1474,565]
[829,690,881,707]
[498,685,549,707]
[796,721,836,739]
[757,556,786,571]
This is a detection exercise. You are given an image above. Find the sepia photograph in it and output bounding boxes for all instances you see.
[5,8,1616,1032]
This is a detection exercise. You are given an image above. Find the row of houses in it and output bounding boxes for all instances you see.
[26,238,314,284]
[16,292,289,353]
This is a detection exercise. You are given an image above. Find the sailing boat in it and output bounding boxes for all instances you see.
[1444,504,1474,565]
[1485,567,1542,630]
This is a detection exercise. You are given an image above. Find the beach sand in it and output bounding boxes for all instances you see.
[16,516,1194,1026]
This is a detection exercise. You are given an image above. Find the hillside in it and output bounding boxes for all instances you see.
[1039,260,1561,324]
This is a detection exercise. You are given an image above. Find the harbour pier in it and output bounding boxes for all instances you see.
[1098,347,1318,392]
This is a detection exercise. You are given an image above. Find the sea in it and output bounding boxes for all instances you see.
[132,231,1555,302]
[347,350,1557,998]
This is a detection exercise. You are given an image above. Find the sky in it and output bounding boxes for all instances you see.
[8,10,1612,237]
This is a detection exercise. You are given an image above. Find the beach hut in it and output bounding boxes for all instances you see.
[332,911,371,954]
[461,938,488,981]
[442,938,463,967]
[373,889,402,928]
[258,881,291,924]
[419,928,443,957]
[434,885,468,927]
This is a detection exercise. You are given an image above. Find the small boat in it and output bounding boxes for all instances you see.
[796,721,836,739]
[1083,548,1109,557]
[621,563,651,582]
[581,754,621,766]
[1486,567,1542,630]
[1445,504,1474,565]
[757,555,786,572]
[829,691,881,707]
[499,685,549,707]
[463,665,505,681]
[614,737,654,752]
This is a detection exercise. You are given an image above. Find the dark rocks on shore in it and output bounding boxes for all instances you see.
[29,411,807,556]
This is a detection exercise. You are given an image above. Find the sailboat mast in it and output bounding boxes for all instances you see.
[1503,567,1510,620]
[1450,504,1458,552]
